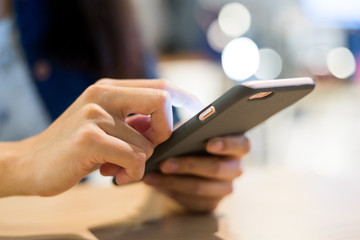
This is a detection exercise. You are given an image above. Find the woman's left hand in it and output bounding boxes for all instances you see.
[143,134,250,212]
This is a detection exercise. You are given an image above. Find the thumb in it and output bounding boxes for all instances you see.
[126,115,153,140]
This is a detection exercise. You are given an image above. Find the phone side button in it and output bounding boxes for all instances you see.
[199,106,216,121]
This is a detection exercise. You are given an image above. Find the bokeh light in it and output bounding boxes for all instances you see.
[207,20,233,53]
[326,47,356,79]
[197,0,227,11]
[218,2,251,38]
[303,45,331,76]
[221,37,260,81]
[301,0,360,29]
[255,48,283,79]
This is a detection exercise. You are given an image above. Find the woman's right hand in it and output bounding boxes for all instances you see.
[1,79,196,197]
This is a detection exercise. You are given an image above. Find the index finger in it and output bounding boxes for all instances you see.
[97,79,204,116]
[98,86,173,145]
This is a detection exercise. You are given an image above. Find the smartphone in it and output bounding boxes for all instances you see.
[145,77,316,173]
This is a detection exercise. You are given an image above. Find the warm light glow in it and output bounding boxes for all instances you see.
[218,2,251,37]
[221,37,260,81]
[326,47,356,79]
[207,20,233,53]
[255,48,283,80]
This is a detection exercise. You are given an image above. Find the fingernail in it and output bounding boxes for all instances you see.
[143,174,160,186]
[208,139,223,151]
[162,158,179,173]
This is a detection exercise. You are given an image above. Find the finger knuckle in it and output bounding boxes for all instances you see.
[133,168,146,182]
[130,139,154,161]
[83,84,105,101]
[95,78,112,86]
[132,152,147,171]
[127,154,146,182]
[131,170,145,182]
[81,103,108,120]
[75,123,101,146]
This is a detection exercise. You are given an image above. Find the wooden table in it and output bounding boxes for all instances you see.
[1,167,360,240]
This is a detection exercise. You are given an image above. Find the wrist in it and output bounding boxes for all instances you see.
[0,141,23,197]
[0,138,37,197]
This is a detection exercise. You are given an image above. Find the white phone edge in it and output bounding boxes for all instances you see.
[242,77,315,89]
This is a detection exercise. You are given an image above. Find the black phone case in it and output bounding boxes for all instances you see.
[145,80,315,173]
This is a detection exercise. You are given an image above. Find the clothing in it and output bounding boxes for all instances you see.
[0,0,178,141]
[0,16,50,141]
[14,0,97,121]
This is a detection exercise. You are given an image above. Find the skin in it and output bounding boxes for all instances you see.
[0,79,192,197]
[143,135,250,212]
[0,78,251,213]
[0,1,251,211]
[91,83,251,213]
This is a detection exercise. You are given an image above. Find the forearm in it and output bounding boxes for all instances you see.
[0,141,28,197]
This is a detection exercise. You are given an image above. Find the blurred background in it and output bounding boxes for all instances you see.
[128,0,360,177]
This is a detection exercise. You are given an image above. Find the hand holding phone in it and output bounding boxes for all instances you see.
[145,77,316,173]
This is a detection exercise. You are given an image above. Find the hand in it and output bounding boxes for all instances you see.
[1,79,198,197]
[143,135,250,212]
